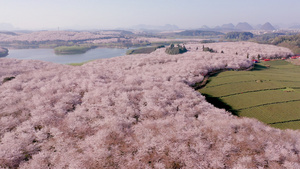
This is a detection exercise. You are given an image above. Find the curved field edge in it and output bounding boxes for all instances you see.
[199,60,300,130]
[1,42,300,168]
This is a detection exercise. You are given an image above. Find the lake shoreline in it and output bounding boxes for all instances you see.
[5,47,129,64]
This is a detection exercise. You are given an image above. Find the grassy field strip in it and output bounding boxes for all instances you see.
[201,83,300,97]
[237,99,300,111]
[219,86,300,98]
[276,80,300,83]
[206,80,300,88]
[208,73,256,80]
[223,89,300,109]
[239,101,300,122]
[269,119,300,125]
[205,80,258,88]
[220,87,287,98]
[271,121,300,130]
[206,75,268,86]
[240,103,300,130]
[213,73,300,81]
[202,78,300,97]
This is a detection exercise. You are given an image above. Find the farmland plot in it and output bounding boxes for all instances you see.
[199,60,300,129]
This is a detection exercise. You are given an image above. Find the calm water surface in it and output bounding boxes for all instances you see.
[6,48,128,64]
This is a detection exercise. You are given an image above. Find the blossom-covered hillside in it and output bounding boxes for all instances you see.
[1,42,299,168]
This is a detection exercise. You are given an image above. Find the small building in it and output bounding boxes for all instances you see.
[291,56,298,59]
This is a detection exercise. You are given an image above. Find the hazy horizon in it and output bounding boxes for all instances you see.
[1,0,300,30]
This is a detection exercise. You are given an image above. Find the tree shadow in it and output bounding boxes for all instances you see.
[251,64,268,71]
[202,93,239,116]
[2,76,15,84]
[209,72,221,77]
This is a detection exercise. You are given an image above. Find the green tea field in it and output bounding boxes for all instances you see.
[199,60,300,130]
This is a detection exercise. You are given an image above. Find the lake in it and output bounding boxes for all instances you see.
[5,48,128,64]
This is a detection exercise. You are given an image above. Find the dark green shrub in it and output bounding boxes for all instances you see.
[224,32,254,41]
[202,45,216,53]
[201,40,216,43]
[165,44,187,55]
[2,77,15,84]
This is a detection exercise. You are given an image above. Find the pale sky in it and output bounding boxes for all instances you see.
[0,0,299,30]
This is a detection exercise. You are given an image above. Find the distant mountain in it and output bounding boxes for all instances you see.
[221,23,235,29]
[253,24,262,30]
[274,25,281,30]
[176,30,224,36]
[163,24,179,30]
[0,31,17,36]
[289,25,300,29]
[214,26,221,30]
[132,24,179,31]
[0,23,15,31]
[201,25,210,29]
[260,22,276,30]
[235,22,254,30]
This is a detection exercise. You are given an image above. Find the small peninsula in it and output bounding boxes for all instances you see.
[54,45,96,55]
[0,47,8,57]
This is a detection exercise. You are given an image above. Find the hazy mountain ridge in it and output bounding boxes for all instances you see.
[235,22,254,30]
[2,21,300,34]
[221,23,235,29]
[290,25,300,29]
[0,23,15,30]
[176,30,224,36]
[131,24,179,31]
[202,22,281,31]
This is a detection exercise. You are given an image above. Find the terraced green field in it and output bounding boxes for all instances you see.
[199,60,300,130]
